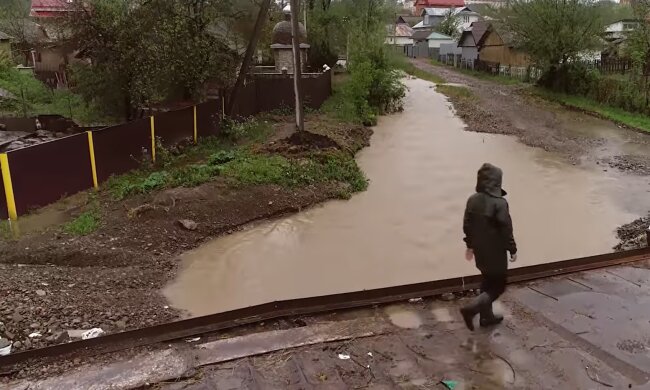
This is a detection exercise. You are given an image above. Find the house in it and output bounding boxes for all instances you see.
[0,31,11,59]
[605,19,640,40]
[415,0,465,14]
[416,7,479,32]
[386,23,415,47]
[426,32,455,58]
[28,0,79,86]
[477,25,529,67]
[458,20,489,65]
[395,15,424,27]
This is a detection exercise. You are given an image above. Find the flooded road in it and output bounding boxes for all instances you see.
[164,78,650,316]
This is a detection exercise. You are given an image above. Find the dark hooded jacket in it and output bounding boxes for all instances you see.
[463,163,517,275]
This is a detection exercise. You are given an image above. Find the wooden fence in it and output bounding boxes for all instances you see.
[0,71,332,220]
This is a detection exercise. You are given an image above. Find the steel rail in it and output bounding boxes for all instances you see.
[1,247,648,370]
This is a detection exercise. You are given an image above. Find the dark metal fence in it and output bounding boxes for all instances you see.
[0,71,332,219]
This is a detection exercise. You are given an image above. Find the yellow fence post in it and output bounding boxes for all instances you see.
[150,116,156,163]
[193,106,198,144]
[0,153,18,221]
[87,131,99,189]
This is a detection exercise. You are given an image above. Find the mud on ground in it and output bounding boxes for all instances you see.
[0,114,372,353]
[411,59,650,175]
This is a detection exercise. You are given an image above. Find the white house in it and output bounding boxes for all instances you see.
[605,19,639,40]
[417,7,480,33]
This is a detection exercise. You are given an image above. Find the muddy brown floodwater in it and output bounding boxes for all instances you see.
[164,78,650,317]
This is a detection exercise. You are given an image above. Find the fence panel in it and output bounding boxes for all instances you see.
[0,160,7,220]
[255,72,332,111]
[196,101,222,138]
[0,118,36,132]
[303,72,332,109]
[255,76,295,112]
[230,82,258,119]
[92,118,151,183]
[8,134,92,215]
[154,107,194,147]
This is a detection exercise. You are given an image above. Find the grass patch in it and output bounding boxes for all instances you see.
[436,85,475,100]
[105,118,274,200]
[533,89,650,133]
[432,60,523,86]
[106,148,368,200]
[64,208,100,236]
[0,220,11,240]
[221,151,368,194]
[392,56,445,84]
[321,75,365,124]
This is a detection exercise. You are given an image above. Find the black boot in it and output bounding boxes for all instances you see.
[460,292,491,331]
[479,302,504,328]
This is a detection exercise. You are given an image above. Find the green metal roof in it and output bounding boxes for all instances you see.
[426,32,453,40]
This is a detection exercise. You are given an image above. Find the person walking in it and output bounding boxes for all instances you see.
[460,163,517,331]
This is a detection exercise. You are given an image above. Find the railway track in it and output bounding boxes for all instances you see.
[1,247,649,372]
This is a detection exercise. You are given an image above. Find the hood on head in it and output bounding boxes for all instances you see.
[476,163,507,197]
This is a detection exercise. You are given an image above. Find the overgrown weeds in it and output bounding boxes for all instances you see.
[220,151,367,194]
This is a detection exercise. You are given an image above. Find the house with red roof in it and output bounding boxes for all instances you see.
[414,0,465,14]
[30,0,76,18]
[27,0,79,87]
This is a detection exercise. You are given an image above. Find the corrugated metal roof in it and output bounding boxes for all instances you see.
[422,6,474,16]
[470,20,489,43]
[427,31,453,40]
[411,29,434,41]
[412,21,425,29]
[30,0,74,17]
[416,0,465,7]
[390,23,415,38]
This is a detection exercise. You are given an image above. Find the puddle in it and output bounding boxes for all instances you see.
[384,306,422,329]
[3,192,88,238]
[431,307,454,323]
[164,78,649,317]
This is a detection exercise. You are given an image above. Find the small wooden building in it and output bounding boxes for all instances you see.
[477,26,529,67]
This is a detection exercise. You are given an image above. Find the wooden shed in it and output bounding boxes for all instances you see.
[477,26,529,67]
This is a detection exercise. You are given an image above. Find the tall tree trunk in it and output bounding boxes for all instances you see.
[227,0,272,115]
[290,0,305,131]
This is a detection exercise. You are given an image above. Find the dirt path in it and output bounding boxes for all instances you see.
[412,59,650,176]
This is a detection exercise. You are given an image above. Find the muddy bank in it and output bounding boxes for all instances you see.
[411,59,650,176]
[0,114,371,353]
[615,214,649,251]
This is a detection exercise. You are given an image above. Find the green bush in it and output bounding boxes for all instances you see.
[0,65,111,124]
[542,64,650,115]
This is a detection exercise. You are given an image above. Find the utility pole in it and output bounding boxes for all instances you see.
[289,0,305,131]
[227,0,272,115]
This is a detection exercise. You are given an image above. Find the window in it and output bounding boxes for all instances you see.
[623,23,637,30]
[464,15,470,23]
